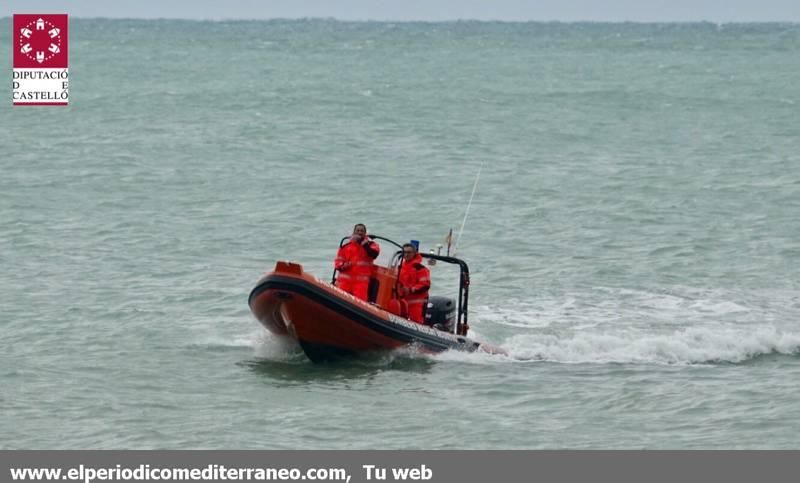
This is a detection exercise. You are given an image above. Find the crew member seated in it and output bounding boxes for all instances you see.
[397,243,430,323]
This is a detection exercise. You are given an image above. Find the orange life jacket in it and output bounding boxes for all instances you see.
[398,254,430,304]
[334,237,380,282]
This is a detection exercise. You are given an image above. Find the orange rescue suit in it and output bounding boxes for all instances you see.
[334,237,380,301]
[398,254,431,323]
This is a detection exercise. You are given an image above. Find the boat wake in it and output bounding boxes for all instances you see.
[468,287,800,365]
[500,326,800,365]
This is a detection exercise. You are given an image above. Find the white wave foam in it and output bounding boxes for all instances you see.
[191,329,302,361]
[190,333,261,349]
[252,332,303,361]
[430,346,514,365]
[504,326,800,365]
[468,287,800,365]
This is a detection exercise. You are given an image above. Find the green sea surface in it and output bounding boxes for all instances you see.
[2,19,799,448]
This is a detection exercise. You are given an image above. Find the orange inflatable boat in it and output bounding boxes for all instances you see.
[248,235,505,362]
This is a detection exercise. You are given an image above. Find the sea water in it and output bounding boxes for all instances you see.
[2,20,799,448]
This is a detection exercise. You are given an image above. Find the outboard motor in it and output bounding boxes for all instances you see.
[425,296,456,332]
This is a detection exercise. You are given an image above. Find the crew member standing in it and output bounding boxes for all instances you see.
[334,223,380,301]
[397,243,431,323]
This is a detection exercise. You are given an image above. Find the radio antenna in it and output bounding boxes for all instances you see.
[453,163,483,256]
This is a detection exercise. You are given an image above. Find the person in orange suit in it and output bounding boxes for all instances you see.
[334,224,380,301]
[397,243,431,323]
